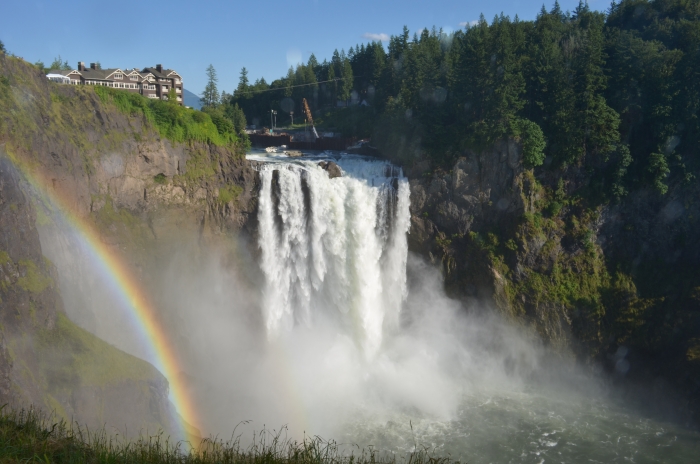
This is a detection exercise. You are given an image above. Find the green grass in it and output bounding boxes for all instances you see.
[37,313,155,388]
[217,185,242,206]
[16,259,53,294]
[0,407,458,464]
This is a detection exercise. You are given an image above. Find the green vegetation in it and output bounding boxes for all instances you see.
[0,407,454,464]
[16,259,53,294]
[218,185,242,205]
[199,64,250,148]
[37,313,155,388]
[93,86,240,147]
[179,148,217,184]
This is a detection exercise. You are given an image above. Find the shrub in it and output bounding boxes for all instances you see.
[513,118,546,168]
[94,86,239,147]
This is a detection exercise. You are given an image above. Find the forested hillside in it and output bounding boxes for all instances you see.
[232,0,698,200]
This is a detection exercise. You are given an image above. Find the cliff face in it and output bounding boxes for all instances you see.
[0,54,259,434]
[0,152,176,435]
[406,139,700,422]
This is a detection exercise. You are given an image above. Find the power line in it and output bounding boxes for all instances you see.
[235,76,364,95]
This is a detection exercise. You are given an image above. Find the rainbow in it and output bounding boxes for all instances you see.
[1,148,201,444]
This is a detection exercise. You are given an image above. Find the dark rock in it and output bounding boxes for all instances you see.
[318,161,342,178]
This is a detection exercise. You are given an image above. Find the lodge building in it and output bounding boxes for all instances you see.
[47,62,184,105]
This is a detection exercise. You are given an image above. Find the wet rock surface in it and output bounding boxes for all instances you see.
[318,161,342,178]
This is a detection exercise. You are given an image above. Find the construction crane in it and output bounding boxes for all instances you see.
[302,98,319,141]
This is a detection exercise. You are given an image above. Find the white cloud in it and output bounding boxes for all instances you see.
[362,32,390,42]
[459,20,479,28]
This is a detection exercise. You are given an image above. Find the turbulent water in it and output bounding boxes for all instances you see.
[249,151,700,464]
[256,154,410,357]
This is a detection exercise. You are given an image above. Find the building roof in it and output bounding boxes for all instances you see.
[78,67,121,80]
[141,67,179,79]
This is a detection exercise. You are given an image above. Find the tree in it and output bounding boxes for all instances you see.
[237,67,250,98]
[284,66,295,97]
[168,88,177,103]
[0,40,6,54]
[201,64,219,108]
[49,56,71,71]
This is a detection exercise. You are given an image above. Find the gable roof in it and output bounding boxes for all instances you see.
[141,67,180,80]
[105,68,126,79]
[78,67,120,80]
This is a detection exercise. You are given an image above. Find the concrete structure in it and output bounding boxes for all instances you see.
[47,62,184,105]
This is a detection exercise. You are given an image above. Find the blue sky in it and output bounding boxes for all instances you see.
[1,0,608,96]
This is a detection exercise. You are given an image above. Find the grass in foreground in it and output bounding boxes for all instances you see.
[0,407,459,464]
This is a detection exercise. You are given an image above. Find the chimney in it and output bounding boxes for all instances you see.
[156,64,163,73]
[90,63,97,70]
[78,61,85,71]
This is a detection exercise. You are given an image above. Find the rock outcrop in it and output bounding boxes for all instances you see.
[403,137,700,423]
[0,152,176,435]
[318,161,342,178]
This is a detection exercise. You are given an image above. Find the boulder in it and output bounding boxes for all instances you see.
[318,161,342,179]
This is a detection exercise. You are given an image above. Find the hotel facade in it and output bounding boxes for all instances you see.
[47,62,184,105]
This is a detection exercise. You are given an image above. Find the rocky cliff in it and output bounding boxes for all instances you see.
[0,53,259,434]
[405,138,700,423]
[0,152,177,435]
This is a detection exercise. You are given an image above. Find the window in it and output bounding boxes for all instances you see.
[113,73,123,79]
[130,75,139,81]
[162,86,168,91]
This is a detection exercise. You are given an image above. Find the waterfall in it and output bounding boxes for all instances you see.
[256,156,410,358]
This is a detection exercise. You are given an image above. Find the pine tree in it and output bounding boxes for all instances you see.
[237,67,250,98]
[202,64,219,108]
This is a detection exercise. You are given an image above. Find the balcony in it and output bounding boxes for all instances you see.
[176,88,181,94]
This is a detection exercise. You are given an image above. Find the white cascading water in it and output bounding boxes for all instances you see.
[257,156,410,358]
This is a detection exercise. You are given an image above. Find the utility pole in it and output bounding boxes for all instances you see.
[290,111,294,126]
[270,109,273,133]
[273,110,277,131]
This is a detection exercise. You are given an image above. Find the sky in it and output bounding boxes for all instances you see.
[1,0,609,96]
